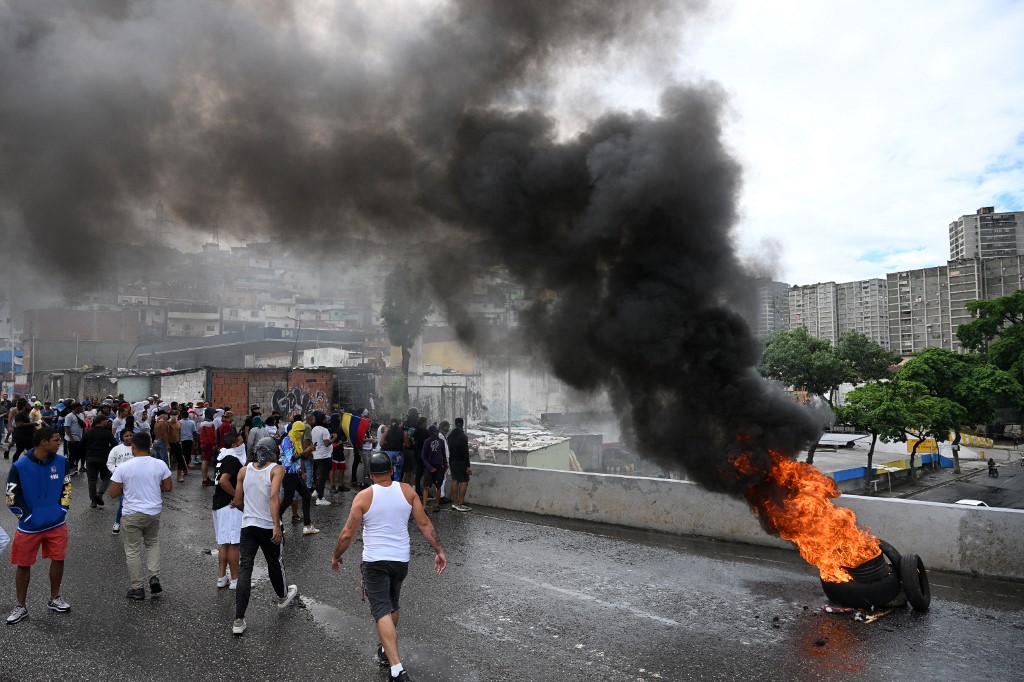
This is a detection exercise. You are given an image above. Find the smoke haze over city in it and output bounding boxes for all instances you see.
[0,0,819,485]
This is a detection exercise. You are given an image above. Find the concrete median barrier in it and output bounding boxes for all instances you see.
[469,463,1024,581]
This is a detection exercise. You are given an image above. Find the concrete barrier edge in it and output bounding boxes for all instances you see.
[470,463,1024,581]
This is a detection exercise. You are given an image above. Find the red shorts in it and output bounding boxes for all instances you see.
[331,461,347,471]
[11,525,69,566]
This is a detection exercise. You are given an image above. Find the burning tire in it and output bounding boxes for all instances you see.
[899,553,931,611]
[878,539,901,572]
[819,549,902,609]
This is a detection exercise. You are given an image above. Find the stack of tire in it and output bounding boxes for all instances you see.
[820,540,931,611]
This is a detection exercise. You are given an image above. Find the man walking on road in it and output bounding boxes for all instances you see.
[447,418,473,512]
[107,432,172,600]
[83,414,117,508]
[331,451,446,682]
[231,437,298,635]
[5,427,72,625]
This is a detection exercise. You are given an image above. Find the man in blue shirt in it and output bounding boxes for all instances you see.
[5,427,72,624]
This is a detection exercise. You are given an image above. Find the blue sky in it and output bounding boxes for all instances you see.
[550,1,1024,286]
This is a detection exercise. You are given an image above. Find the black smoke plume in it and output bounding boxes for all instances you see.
[0,0,819,492]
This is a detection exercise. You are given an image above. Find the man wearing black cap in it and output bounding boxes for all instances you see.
[242,404,261,445]
[331,452,446,682]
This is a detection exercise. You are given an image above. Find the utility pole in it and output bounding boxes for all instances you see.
[290,317,302,367]
[506,278,512,465]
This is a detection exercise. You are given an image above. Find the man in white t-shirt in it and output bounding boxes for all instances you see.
[107,431,172,601]
[310,411,334,505]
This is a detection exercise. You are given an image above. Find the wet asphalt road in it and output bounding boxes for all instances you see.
[1,465,1023,682]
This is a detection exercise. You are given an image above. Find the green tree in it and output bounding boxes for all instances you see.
[380,266,431,404]
[892,380,964,484]
[836,330,901,383]
[758,327,851,407]
[958,290,1024,387]
[898,348,1022,473]
[834,381,907,493]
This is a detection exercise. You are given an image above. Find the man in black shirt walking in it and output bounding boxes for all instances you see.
[83,415,118,508]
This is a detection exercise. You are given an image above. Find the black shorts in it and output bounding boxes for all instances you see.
[361,560,409,621]
[450,461,469,483]
[422,467,446,489]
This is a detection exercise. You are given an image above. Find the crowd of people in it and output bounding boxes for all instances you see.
[2,393,471,682]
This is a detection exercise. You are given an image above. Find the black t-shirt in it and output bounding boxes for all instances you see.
[383,426,405,451]
[212,456,243,510]
[413,426,430,457]
[13,411,35,443]
[327,425,345,461]
[83,426,118,461]
[447,427,470,463]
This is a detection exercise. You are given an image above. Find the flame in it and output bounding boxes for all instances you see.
[729,448,879,583]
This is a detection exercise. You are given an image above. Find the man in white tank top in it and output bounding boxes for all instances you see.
[230,437,298,636]
[331,452,446,682]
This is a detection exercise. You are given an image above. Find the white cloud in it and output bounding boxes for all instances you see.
[673,0,1024,286]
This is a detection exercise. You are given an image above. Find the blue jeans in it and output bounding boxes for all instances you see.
[152,440,169,465]
[115,494,124,524]
[385,451,404,482]
[304,458,314,489]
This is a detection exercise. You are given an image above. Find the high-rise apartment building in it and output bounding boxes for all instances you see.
[949,207,1024,260]
[789,282,837,345]
[836,278,889,349]
[887,256,1024,355]
[754,277,790,338]
[887,265,954,354]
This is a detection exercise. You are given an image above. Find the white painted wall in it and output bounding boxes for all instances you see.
[159,369,208,403]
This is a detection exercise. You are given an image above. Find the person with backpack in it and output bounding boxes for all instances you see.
[278,425,318,536]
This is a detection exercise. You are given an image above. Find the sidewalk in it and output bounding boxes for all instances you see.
[807,438,1021,499]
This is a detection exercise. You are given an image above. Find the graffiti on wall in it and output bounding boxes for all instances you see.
[272,387,327,418]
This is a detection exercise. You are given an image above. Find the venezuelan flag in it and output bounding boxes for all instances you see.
[342,413,370,446]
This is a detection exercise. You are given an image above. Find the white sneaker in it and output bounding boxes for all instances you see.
[47,595,71,613]
[302,525,320,536]
[229,579,237,590]
[232,618,246,635]
[311,491,318,499]
[315,498,331,506]
[278,584,298,609]
[216,575,230,589]
[111,523,120,534]
[6,605,29,625]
